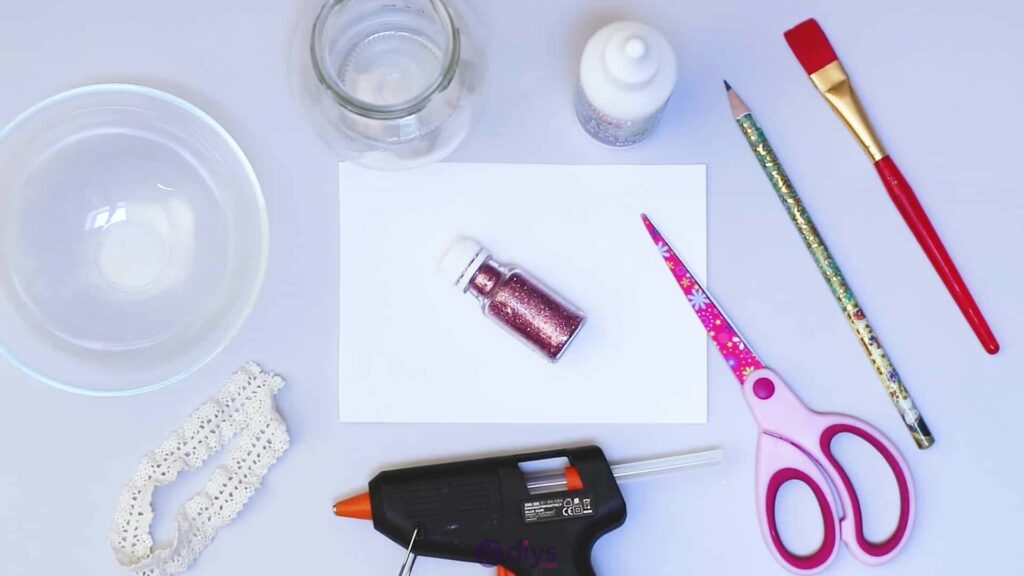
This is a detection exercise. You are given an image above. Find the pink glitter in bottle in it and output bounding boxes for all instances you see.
[441,239,586,361]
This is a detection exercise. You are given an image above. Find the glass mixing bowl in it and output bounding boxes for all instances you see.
[0,84,268,395]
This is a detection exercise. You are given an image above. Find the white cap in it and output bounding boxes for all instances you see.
[440,238,490,290]
[579,21,678,121]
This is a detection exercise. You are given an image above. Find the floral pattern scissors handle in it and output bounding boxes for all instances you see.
[643,215,915,574]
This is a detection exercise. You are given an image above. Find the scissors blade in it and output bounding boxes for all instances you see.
[642,214,765,384]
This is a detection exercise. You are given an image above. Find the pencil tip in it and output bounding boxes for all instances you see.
[723,80,732,91]
[725,82,750,118]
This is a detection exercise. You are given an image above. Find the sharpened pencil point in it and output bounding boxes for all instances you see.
[726,83,750,118]
[723,80,732,91]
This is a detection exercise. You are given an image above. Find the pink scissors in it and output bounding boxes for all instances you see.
[642,215,914,574]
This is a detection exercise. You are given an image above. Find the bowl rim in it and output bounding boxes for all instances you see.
[0,83,269,397]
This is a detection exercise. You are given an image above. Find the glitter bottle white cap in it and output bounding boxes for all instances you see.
[440,238,491,290]
[575,21,677,146]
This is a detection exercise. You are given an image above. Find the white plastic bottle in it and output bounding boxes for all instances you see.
[575,21,678,147]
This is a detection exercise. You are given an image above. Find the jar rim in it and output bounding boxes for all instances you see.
[310,0,462,120]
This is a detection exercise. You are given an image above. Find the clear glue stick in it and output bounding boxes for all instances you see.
[575,21,678,147]
[441,239,585,362]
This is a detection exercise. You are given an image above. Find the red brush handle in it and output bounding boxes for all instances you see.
[874,156,999,354]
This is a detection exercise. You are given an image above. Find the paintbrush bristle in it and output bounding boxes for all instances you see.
[784,18,838,75]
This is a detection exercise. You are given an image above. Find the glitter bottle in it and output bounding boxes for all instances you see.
[441,239,586,362]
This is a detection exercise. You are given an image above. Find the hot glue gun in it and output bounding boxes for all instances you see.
[333,445,722,576]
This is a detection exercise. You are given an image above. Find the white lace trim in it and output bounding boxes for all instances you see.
[110,362,290,576]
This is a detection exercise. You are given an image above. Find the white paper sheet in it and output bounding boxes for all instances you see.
[338,163,707,424]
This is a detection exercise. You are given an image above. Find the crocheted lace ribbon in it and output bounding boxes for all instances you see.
[110,362,290,575]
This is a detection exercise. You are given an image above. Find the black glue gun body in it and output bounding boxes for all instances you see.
[368,445,627,576]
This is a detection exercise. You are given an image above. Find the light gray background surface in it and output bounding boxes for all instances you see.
[1,1,1021,574]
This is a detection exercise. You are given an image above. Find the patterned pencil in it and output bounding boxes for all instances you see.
[725,81,934,449]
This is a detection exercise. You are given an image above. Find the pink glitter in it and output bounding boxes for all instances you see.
[464,258,585,361]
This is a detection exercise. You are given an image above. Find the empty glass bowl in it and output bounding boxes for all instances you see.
[0,84,268,395]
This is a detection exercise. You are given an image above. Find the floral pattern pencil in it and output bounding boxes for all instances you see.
[725,81,934,449]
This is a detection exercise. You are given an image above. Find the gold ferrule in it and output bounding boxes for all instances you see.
[809,61,887,162]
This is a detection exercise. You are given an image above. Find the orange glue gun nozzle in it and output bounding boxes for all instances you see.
[333,492,373,520]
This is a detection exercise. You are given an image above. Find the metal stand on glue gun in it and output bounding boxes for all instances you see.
[333,445,723,576]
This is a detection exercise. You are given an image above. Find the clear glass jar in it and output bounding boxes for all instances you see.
[305,0,482,169]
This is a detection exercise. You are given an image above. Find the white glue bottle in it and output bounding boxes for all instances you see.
[575,21,678,147]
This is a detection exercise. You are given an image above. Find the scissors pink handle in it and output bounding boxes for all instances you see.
[642,214,915,573]
[743,368,915,574]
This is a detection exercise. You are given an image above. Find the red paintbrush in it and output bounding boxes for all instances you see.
[784,18,999,355]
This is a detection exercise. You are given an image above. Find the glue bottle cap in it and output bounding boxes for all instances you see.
[579,21,678,121]
[440,238,491,291]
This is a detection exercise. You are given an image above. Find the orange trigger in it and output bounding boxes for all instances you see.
[564,466,584,491]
